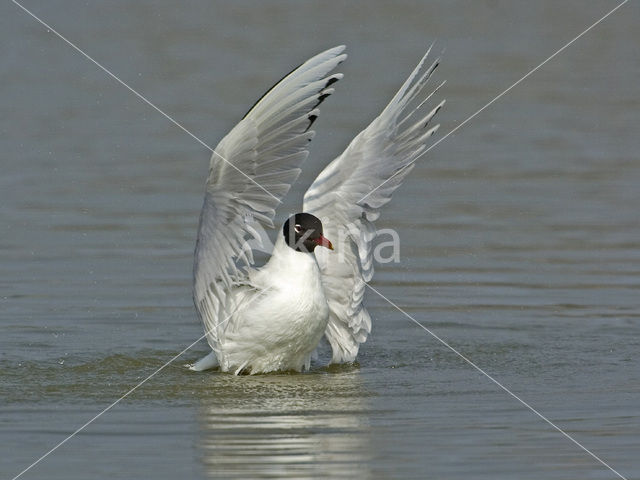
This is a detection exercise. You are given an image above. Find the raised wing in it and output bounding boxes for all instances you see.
[194,46,346,355]
[303,46,444,363]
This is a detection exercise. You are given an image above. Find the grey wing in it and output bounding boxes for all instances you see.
[303,46,444,363]
[194,46,346,355]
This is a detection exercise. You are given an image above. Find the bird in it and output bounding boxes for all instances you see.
[189,45,444,375]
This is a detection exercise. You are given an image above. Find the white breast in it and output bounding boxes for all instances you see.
[218,235,330,374]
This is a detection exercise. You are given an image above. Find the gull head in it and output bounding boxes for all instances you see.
[282,213,333,253]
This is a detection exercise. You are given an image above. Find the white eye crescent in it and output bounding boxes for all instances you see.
[294,224,303,234]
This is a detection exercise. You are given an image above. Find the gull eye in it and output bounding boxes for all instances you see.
[294,224,303,234]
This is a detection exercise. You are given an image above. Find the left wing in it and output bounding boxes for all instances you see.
[303,46,444,363]
[194,46,346,357]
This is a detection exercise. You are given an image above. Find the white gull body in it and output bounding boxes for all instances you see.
[214,235,329,374]
[190,45,444,374]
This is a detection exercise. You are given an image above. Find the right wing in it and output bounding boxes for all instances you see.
[303,46,444,363]
[193,46,346,355]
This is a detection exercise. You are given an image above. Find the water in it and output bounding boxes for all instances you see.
[2,1,639,479]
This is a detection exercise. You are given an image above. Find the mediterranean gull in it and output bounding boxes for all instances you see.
[189,45,444,374]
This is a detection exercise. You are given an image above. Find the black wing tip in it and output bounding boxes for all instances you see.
[311,73,343,109]
[313,91,333,109]
[318,92,331,103]
[305,114,318,132]
[325,75,341,88]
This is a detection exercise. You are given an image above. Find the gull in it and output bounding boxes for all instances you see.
[190,45,444,374]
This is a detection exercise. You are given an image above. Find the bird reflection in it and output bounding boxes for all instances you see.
[197,368,372,479]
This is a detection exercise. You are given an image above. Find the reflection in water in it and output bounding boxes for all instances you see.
[198,370,372,479]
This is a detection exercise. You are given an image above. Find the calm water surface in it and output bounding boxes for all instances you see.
[1,1,639,479]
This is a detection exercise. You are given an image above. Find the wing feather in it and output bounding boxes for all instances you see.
[194,46,346,356]
[303,46,444,363]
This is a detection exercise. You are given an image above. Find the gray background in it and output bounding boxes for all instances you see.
[1,1,639,479]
